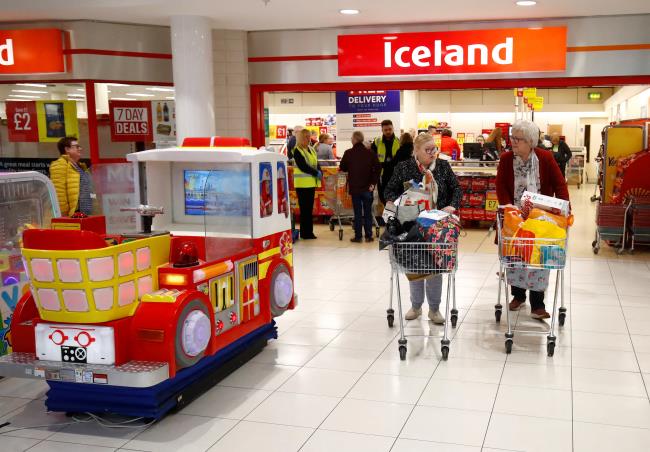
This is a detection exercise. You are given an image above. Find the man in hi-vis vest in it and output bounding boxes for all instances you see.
[292,129,322,239]
[371,119,400,205]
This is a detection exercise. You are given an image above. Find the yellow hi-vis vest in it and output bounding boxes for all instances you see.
[374,136,400,164]
[293,145,322,188]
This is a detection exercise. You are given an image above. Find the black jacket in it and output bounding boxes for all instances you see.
[394,142,414,164]
[384,158,462,210]
[339,143,381,195]
[552,141,572,168]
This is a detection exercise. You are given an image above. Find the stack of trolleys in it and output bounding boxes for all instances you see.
[326,171,380,240]
[592,199,632,255]
[386,241,458,360]
[630,196,650,253]
[494,209,568,357]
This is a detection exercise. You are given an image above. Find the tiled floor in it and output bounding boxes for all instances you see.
[1,184,650,451]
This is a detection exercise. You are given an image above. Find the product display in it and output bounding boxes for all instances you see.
[456,168,498,224]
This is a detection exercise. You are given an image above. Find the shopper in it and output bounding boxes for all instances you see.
[371,119,400,204]
[486,127,504,156]
[287,125,302,159]
[339,131,380,243]
[394,132,414,164]
[316,133,336,166]
[384,133,462,324]
[310,130,319,146]
[427,125,436,135]
[50,137,95,217]
[495,119,570,319]
[550,132,573,177]
[440,129,461,160]
[477,135,486,146]
[292,129,321,239]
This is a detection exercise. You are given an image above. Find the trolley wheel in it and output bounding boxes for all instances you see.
[495,309,502,323]
[559,312,566,327]
[399,345,407,361]
[617,248,625,255]
[441,346,449,360]
[590,195,598,202]
[376,226,380,238]
[505,339,513,354]
[547,341,556,357]
[577,183,581,189]
[450,315,458,328]
[387,314,394,328]
[329,222,335,231]
[338,230,343,241]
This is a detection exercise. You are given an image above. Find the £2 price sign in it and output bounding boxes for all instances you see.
[6,101,39,142]
[109,100,153,142]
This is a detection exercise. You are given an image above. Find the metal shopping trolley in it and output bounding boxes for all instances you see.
[386,242,458,360]
[494,209,568,357]
[326,171,380,240]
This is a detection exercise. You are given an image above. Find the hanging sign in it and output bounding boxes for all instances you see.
[6,101,39,142]
[0,29,65,75]
[531,96,544,111]
[35,101,78,143]
[152,100,176,144]
[338,27,566,76]
[276,125,287,139]
[335,90,400,146]
[523,88,538,99]
[109,101,153,142]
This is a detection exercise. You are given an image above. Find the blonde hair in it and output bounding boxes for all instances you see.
[414,131,435,150]
[318,133,330,143]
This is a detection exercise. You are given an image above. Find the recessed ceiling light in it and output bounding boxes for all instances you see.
[126,93,154,97]
[16,83,47,88]
[8,94,41,99]
[110,97,133,101]
[165,96,175,100]
[12,89,48,94]
[68,93,85,97]
[76,88,85,91]
[106,83,129,87]
[146,87,175,92]
[339,9,360,15]
[516,1,537,5]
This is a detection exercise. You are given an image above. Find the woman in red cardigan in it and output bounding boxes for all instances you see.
[495,120,570,319]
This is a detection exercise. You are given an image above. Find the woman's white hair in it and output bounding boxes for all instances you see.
[511,120,540,148]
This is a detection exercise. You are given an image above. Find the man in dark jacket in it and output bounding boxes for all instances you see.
[550,132,572,177]
[340,131,381,243]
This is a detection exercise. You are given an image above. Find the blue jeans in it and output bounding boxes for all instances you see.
[409,275,442,311]
[351,191,373,239]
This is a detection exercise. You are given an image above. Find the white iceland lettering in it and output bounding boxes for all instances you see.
[492,37,513,65]
[0,39,15,66]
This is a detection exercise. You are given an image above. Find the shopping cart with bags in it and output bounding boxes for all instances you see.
[387,241,458,360]
[494,208,568,357]
[326,171,380,240]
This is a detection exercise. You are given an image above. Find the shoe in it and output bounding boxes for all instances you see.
[364,237,374,243]
[530,309,551,320]
[428,310,445,324]
[350,237,363,243]
[509,299,525,311]
[404,307,422,320]
[302,234,317,240]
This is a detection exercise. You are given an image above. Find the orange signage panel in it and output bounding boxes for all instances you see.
[0,29,65,75]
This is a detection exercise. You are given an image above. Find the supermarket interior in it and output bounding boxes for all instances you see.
[1,2,650,452]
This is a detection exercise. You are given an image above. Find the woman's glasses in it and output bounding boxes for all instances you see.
[510,136,524,144]
[424,146,438,155]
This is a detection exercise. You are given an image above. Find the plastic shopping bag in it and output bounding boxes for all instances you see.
[520,218,567,265]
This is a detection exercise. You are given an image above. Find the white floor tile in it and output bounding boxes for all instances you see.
[347,373,428,405]
[637,352,650,373]
[0,396,30,418]
[573,392,650,429]
[483,413,572,452]
[631,334,650,353]
[49,415,145,448]
[400,405,490,447]
[0,400,68,439]
[0,378,49,400]
[245,392,340,428]
[366,352,439,378]
[27,442,114,452]
[572,347,640,372]
[346,315,396,333]
[179,386,271,419]
[251,342,322,367]
[573,422,650,452]
[432,357,505,384]
[275,327,341,346]
[391,438,480,452]
[501,362,572,391]
[418,379,498,412]
[299,429,394,452]
[0,435,40,452]
[206,420,312,452]
[321,398,412,437]
[278,367,361,397]
[217,362,298,391]
[328,330,396,351]
[571,330,634,352]
[447,338,507,361]
[494,385,572,420]
[123,414,236,452]
[305,347,380,372]
[297,312,360,330]
[572,367,648,397]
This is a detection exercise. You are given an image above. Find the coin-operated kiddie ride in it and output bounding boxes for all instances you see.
[0,137,297,418]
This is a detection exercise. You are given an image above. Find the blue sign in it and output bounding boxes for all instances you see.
[335,90,400,114]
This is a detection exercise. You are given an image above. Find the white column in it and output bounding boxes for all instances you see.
[170,15,216,144]
[403,90,418,134]
[94,83,109,115]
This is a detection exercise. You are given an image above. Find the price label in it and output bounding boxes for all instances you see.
[6,101,39,142]
[485,199,499,211]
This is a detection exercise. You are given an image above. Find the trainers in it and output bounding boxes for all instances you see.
[509,299,525,311]
[404,307,422,320]
[365,237,374,243]
[530,309,551,319]
[428,310,445,324]
[350,237,363,243]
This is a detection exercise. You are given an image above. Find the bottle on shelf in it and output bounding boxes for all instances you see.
[156,102,163,122]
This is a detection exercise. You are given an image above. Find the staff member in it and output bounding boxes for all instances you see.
[440,129,461,160]
[550,132,573,177]
[384,133,462,324]
[292,129,321,239]
[371,119,400,204]
[50,136,94,216]
[496,120,569,319]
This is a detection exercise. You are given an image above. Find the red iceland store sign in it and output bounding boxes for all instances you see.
[338,27,567,76]
[0,29,66,74]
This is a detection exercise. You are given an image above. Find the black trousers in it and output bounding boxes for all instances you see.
[352,191,374,239]
[511,286,545,311]
[296,187,316,238]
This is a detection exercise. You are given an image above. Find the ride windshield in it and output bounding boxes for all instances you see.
[191,163,254,261]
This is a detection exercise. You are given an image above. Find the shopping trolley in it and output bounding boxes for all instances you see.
[386,242,458,360]
[494,209,568,357]
[326,171,380,240]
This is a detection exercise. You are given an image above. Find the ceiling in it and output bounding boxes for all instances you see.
[1,0,649,30]
[0,83,174,105]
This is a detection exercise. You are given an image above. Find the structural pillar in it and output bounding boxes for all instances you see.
[403,90,418,134]
[170,15,216,145]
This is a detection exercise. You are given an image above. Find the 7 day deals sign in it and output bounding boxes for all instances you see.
[335,90,400,149]
[109,100,153,142]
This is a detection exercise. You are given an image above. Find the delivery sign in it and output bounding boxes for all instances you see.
[109,101,153,142]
